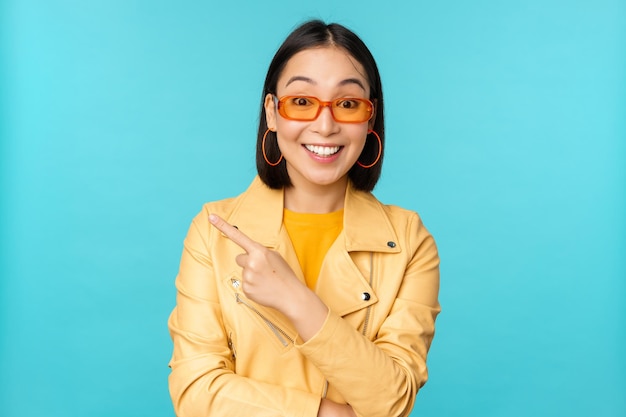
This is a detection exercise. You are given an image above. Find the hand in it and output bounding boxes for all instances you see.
[209,213,302,312]
[318,399,357,417]
[209,213,329,341]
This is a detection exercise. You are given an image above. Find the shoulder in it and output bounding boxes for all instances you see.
[199,195,240,220]
[381,203,427,233]
[194,177,267,221]
[354,188,431,237]
[187,177,284,247]
[185,181,251,237]
[364,192,437,255]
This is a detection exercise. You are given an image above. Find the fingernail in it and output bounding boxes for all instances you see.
[209,214,217,223]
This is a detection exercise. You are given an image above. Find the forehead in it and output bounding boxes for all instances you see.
[277,46,370,95]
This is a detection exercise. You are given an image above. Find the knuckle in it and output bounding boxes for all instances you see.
[242,269,252,282]
[247,258,259,270]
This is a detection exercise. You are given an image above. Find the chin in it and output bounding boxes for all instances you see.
[304,173,349,187]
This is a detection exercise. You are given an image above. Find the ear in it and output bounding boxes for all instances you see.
[264,94,277,131]
[368,100,377,130]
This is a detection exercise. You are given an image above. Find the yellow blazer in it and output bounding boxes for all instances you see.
[168,177,440,417]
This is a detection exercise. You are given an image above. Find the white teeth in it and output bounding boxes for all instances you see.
[304,145,341,156]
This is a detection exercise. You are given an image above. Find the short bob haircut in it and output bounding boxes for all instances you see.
[256,20,384,192]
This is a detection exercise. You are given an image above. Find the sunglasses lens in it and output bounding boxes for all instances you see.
[279,96,373,122]
[332,99,372,122]
[281,97,321,120]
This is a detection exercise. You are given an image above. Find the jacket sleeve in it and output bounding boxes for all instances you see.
[168,209,321,417]
[295,212,440,417]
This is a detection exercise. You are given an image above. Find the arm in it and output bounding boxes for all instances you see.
[207,212,440,417]
[296,213,440,417]
[168,212,321,417]
[206,214,359,417]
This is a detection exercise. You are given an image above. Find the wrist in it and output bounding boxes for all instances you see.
[283,285,329,342]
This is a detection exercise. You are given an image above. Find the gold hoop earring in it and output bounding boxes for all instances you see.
[357,130,382,168]
[262,129,283,166]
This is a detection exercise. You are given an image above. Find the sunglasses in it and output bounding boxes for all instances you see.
[274,95,374,123]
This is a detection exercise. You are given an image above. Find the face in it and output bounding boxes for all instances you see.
[264,46,373,191]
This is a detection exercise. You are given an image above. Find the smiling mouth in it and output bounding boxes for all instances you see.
[304,144,342,157]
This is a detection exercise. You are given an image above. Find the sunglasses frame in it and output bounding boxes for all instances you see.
[274,95,374,123]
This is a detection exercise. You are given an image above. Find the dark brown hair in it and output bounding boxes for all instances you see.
[256,20,385,192]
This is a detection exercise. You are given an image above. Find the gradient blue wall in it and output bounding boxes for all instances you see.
[1,1,624,416]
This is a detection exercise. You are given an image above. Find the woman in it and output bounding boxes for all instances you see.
[168,20,440,417]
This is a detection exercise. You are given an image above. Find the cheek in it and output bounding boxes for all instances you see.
[275,120,307,143]
[350,126,370,149]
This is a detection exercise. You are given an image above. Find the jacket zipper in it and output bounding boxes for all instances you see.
[362,252,374,337]
[235,293,294,347]
[235,291,327,398]
[227,331,237,360]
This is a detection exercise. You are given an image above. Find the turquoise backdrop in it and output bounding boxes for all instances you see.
[1,1,624,416]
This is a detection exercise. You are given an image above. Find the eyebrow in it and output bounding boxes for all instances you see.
[284,76,366,92]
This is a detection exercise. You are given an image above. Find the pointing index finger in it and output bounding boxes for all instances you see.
[209,213,259,253]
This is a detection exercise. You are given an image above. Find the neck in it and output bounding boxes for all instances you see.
[284,177,348,214]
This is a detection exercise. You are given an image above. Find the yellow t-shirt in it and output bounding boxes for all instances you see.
[283,208,344,290]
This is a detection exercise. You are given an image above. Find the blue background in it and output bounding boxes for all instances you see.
[1,1,624,416]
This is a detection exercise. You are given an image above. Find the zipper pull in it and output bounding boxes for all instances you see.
[228,332,237,360]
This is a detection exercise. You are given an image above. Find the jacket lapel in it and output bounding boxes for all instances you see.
[222,178,304,334]
[225,177,284,249]
[225,177,403,319]
[225,177,306,283]
[316,182,401,316]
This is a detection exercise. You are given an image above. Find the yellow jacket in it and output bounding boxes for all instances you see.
[168,177,440,417]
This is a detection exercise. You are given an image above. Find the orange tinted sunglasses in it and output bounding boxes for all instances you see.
[275,95,374,123]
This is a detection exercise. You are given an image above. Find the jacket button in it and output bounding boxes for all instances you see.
[387,241,396,248]
[362,292,371,301]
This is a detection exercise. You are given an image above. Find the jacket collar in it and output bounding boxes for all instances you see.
[227,177,401,254]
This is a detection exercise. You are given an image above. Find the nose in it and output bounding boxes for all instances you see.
[312,104,340,136]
